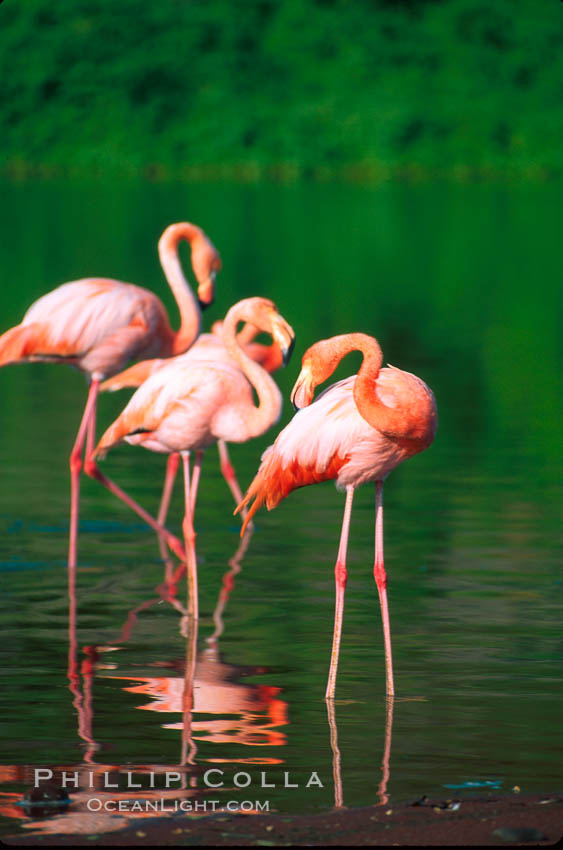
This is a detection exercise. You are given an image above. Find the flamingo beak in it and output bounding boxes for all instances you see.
[270,314,295,367]
[290,363,314,410]
[197,272,216,310]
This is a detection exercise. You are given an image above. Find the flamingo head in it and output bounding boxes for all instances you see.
[290,362,314,410]
[192,235,222,309]
[290,338,341,409]
[229,297,295,367]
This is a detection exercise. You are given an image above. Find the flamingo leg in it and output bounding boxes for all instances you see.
[159,537,178,585]
[157,448,202,587]
[67,565,98,762]
[158,452,180,526]
[82,386,186,561]
[181,451,203,621]
[325,485,355,701]
[85,394,98,461]
[189,450,204,517]
[377,696,394,806]
[326,699,344,808]
[83,456,186,563]
[181,613,199,771]
[157,452,181,574]
[374,481,395,697]
[217,440,251,527]
[68,379,100,571]
[207,524,253,647]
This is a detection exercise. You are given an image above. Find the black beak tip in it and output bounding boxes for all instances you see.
[198,295,214,311]
[290,386,302,411]
[282,336,296,368]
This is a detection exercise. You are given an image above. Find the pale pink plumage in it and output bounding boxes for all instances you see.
[0,278,181,378]
[98,318,285,530]
[97,356,262,456]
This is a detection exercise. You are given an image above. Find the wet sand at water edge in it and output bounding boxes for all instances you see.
[4,791,562,846]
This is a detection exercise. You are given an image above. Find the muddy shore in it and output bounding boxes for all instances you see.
[4,791,561,846]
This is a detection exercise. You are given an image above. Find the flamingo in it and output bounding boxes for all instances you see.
[99,317,284,530]
[0,222,221,570]
[94,297,295,620]
[236,333,437,699]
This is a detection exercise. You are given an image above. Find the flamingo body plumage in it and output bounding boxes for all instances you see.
[99,357,261,456]
[1,278,181,379]
[98,318,286,529]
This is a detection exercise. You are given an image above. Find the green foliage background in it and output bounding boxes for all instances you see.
[2,0,562,179]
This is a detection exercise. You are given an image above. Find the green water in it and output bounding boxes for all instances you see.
[0,179,561,836]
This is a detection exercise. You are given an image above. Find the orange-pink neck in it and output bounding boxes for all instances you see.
[310,333,435,446]
[221,303,283,439]
[158,223,203,355]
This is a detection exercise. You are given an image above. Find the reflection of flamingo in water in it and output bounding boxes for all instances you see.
[115,643,288,750]
[0,222,221,570]
[237,333,437,699]
[13,533,285,836]
[0,529,288,836]
[326,698,394,809]
[1,536,393,828]
[2,589,194,835]
[106,528,288,757]
[70,526,287,767]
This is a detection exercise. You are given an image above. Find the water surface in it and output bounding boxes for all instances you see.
[0,179,561,836]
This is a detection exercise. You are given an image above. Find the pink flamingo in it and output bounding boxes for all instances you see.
[237,333,437,699]
[99,318,284,530]
[94,297,295,620]
[0,222,221,570]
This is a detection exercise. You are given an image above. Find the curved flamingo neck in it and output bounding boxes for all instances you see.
[313,334,434,445]
[158,223,203,355]
[312,333,383,387]
[233,322,283,373]
[222,306,282,440]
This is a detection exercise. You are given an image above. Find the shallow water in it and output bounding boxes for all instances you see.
[0,179,561,836]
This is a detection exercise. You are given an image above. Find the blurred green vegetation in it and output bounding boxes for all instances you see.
[2,0,562,180]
